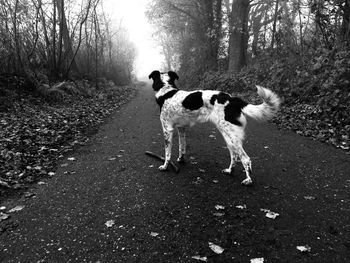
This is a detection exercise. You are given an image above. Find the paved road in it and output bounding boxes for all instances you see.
[1,83,350,262]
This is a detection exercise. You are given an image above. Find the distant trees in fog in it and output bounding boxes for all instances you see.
[146,0,350,75]
[0,0,136,85]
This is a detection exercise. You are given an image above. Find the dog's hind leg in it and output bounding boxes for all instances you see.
[224,141,252,185]
[220,133,238,175]
[159,122,174,171]
[222,146,238,175]
[177,127,186,163]
[216,123,252,185]
[237,146,252,185]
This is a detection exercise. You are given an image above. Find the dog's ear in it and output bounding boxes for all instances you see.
[168,71,179,81]
[148,70,161,81]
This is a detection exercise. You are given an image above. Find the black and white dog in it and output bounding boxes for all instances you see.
[148,70,280,185]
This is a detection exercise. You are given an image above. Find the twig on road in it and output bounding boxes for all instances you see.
[145,151,180,173]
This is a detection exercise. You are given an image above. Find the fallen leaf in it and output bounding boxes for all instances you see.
[297,245,311,252]
[199,169,205,173]
[251,258,264,263]
[193,177,203,185]
[105,220,115,228]
[61,163,68,167]
[0,180,10,188]
[235,205,247,209]
[304,196,316,200]
[266,211,279,219]
[24,192,35,198]
[0,212,9,221]
[191,255,208,262]
[208,242,224,254]
[108,157,117,161]
[260,208,279,219]
[67,157,76,161]
[213,212,225,217]
[215,205,225,210]
[150,232,159,237]
[212,180,219,183]
[9,205,25,213]
[37,181,47,185]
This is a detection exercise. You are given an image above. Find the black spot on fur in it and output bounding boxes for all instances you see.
[224,97,248,126]
[156,89,178,109]
[152,80,164,91]
[210,92,231,105]
[148,70,160,80]
[182,91,203,110]
[149,70,164,91]
[168,71,179,84]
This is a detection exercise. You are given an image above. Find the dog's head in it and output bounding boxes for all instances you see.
[149,70,179,91]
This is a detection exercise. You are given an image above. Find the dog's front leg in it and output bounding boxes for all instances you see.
[177,127,186,163]
[159,123,174,171]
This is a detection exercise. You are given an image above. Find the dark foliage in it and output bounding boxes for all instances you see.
[190,47,350,153]
[0,78,136,199]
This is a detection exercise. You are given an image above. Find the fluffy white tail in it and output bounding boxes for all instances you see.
[242,85,281,121]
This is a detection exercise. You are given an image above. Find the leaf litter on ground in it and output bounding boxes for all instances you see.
[191,255,208,262]
[215,205,225,210]
[260,208,279,219]
[250,258,264,263]
[105,220,115,228]
[0,81,134,199]
[8,205,25,213]
[150,232,159,237]
[208,242,224,254]
[213,212,225,217]
[297,245,311,252]
[0,212,9,221]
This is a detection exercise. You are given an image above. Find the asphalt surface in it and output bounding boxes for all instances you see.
[0,83,349,263]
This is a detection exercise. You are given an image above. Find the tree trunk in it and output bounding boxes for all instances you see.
[213,0,222,70]
[341,0,350,44]
[56,0,78,77]
[13,0,23,73]
[228,0,250,73]
[93,7,99,88]
[297,0,303,53]
[203,0,220,71]
[270,0,279,49]
[52,0,57,78]
[66,0,92,77]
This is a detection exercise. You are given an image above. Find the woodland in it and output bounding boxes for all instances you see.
[146,0,350,153]
[0,0,136,195]
[1,0,350,197]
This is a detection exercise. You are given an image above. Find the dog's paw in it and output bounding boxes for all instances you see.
[241,178,253,186]
[177,156,185,163]
[158,165,168,171]
[221,168,233,175]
